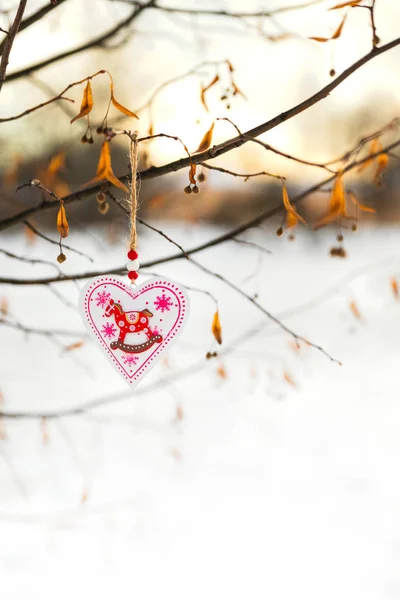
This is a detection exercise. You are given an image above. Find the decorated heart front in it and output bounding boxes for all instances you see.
[79,276,189,387]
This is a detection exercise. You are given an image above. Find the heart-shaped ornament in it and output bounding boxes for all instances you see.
[79,276,189,387]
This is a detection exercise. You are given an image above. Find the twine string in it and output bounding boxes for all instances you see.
[128,132,139,252]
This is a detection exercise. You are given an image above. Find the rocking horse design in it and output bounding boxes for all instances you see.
[104,298,163,354]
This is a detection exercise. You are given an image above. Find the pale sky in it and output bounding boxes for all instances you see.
[2,0,400,182]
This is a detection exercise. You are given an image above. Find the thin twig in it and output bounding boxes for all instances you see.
[0,0,27,93]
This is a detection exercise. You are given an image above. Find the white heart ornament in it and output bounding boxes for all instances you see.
[79,276,189,387]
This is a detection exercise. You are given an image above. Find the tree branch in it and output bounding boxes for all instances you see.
[4,1,153,84]
[0,0,69,56]
[1,35,399,232]
[0,0,27,93]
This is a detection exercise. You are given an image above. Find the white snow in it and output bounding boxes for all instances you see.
[1,222,400,599]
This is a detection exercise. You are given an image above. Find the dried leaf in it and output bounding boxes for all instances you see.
[216,363,227,379]
[357,139,382,173]
[314,173,346,228]
[111,92,139,119]
[330,0,362,8]
[226,59,235,72]
[195,123,214,153]
[309,37,330,42]
[282,183,306,229]
[373,152,389,185]
[390,277,399,301]
[309,14,346,42]
[189,163,197,185]
[0,297,8,316]
[232,81,247,99]
[348,191,375,213]
[63,340,85,353]
[200,74,219,112]
[70,80,93,124]
[47,151,65,174]
[87,141,128,192]
[41,417,49,445]
[57,205,69,238]
[283,370,297,387]
[212,310,222,345]
[331,14,347,39]
[349,299,362,321]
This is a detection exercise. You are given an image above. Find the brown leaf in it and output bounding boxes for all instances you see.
[348,191,375,213]
[189,163,197,185]
[373,152,389,185]
[195,123,214,153]
[232,81,247,99]
[309,36,330,42]
[331,14,347,39]
[63,340,85,353]
[70,80,94,124]
[390,277,399,301]
[111,92,139,119]
[0,297,8,316]
[200,74,219,112]
[314,173,346,229]
[87,141,128,192]
[283,370,297,387]
[47,151,65,174]
[216,363,227,379]
[57,205,69,238]
[212,310,222,345]
[349,299,362,321]
[330,0,362,8]
[282,183,306,229]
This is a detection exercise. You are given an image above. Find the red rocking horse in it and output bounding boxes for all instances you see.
[104,299,162,353]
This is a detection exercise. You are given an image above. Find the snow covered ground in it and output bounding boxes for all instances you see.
[1,222,400,599]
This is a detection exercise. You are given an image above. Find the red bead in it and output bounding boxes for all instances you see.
[128,270,139,280]
[127,250,138,260]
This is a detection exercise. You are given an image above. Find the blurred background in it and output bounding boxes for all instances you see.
[1,1,400,599]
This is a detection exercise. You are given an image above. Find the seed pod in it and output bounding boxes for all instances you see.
[192,185,199,194]
[184,185,192,195]
[276,226,283,237]
[98,201,110,215]
[96,191,106,203]
[198,172,206,182]
[57,252,67,264]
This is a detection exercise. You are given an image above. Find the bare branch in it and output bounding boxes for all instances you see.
[0,0,69,56]
[1,36,399,232]
[0,0,27,93]
[4,1,153,85]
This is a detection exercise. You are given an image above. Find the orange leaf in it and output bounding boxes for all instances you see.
[357,139,382,173]
[0,296,8,316]
[200,74,219,112]
[373,152,389,185]
[282,183,306,229]
[309,37,330,42]
[349,299,362,321]
[390,277,399,301]
[195,123,214,153]
[216,363,227,379]
[57,205,69,238]
[189,163,197,185]
[47,151,65,174]
[283,370,297,387]
[87,141,128,192]
[232,81,247,99]
[331,14,347,39]
[348,191,375,213]
[111,91,139,119]
[212,310,222,345]
[330,0,362,8]
[70,80,93,124]
[314,173,346,228]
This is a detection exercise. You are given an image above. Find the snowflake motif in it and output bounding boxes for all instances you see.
[95,290,111,308]
[101,322,117,339]
[121,354,139,367]
[154,293,173,313]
